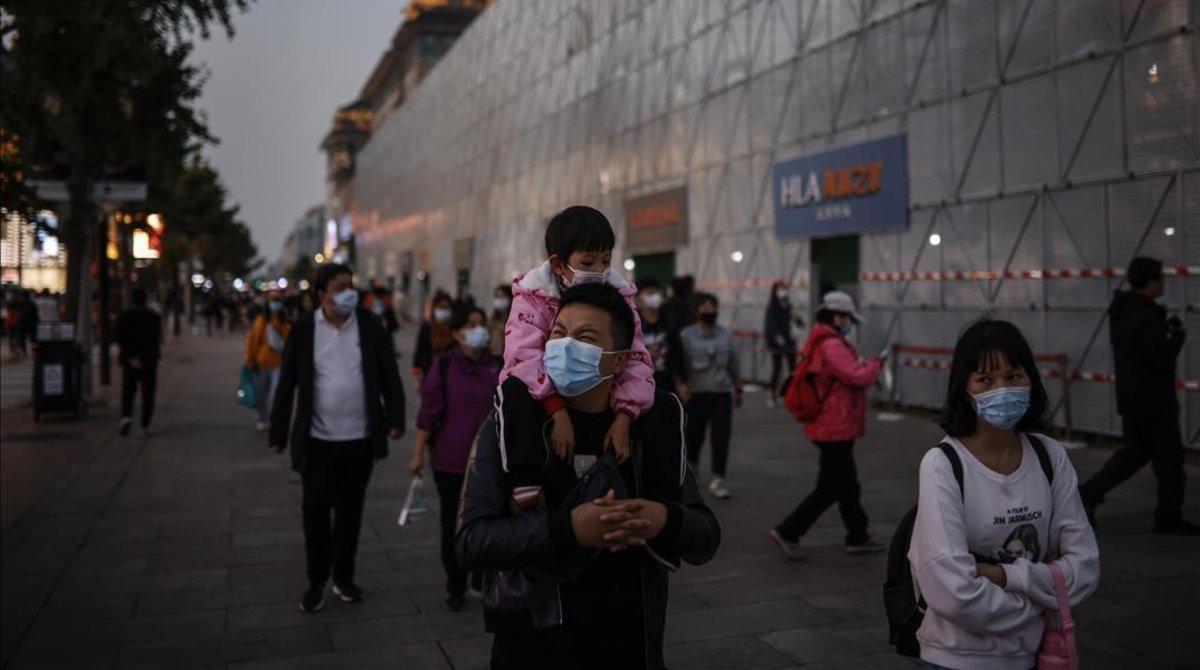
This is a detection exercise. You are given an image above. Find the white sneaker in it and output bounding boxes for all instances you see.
[707,477,731,500]
[765,396,777,409]
[255,421,268,432]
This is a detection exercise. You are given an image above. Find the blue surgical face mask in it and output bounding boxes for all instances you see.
[332,288,358,316]
[370,302,385,316]
[543,337,623,397]
[837,321,854,336]
[971,386,1030,430]
[268,300,284,313]
[463,325,490,350]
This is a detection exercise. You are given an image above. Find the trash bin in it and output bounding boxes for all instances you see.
[33,322,84,421]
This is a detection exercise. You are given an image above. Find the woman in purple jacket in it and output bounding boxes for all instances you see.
[409,305,502,611]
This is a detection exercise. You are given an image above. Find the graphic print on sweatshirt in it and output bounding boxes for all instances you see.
[943,437,1052,567]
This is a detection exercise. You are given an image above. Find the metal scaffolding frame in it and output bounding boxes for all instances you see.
[351,0,1198,440]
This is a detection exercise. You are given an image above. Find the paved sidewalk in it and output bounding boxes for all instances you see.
[1,333,1197,669]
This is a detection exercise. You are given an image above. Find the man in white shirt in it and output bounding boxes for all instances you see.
[270,263,406,613]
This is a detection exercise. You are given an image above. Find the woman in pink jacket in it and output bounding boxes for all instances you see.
[769,291,884,560]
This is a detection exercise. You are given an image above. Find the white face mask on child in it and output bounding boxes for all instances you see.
[567,265,606,286]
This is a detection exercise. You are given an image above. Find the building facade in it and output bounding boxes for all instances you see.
[321,0,490,271]
[351,0,1198,440]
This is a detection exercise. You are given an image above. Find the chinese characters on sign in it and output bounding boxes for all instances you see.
[773,135,908,239]
[624,186,688,254]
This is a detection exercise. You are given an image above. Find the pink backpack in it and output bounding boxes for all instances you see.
[1037,563,1078,670]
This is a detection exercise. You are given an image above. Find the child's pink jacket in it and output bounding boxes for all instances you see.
[499,261,655,417]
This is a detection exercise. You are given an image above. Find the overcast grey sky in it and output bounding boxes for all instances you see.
[190,0,407,264]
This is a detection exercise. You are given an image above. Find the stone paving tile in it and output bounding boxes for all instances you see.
[1,540,79,577]
[52,566,228,600]
[18,610,227,654]
[327,609,484,650]
[758,622,893,665]
[227,641,452,670]
[3,333,1199,669]
[227,590,419,633]
[437,633,492,670]
[664,635,795,669]
[664,599,834,645]
[4,647,121,670]
[35,594,137,624]
[116,622,332,669]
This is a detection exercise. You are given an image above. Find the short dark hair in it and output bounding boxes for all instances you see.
[692,292,718,318]
[636,277,663,292]
[558,283,634,350]
[940,318,1051,437]
[131,287,147,307]
[450,306,487,331]
[671,275,694,297]
[313,262,352,295]
[544,206,615,260]
[1126,257,1163,290]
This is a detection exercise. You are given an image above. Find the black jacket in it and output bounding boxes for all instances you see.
[269,308,406,472]
[1109,290,1185,419]
[456,385,720,669]
[116,308,162,367]
[763,301,797,353]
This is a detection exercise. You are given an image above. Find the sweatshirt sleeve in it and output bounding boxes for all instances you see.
[819,339,880,388]
[499,290,558,401]
[610,293,656,418]
[1000,437,1100,610]
[910,448,1042,636]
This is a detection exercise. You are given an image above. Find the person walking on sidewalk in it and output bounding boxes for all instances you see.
[409,306,501,612]
[412,291,455,388]
[244,293,291,432]
[764,280,802,408]
[116,287,162,438]
[676,292,743,500]
[908,318,1099,670]
[1080,257,1196,535]
[270,262,407,613]
[769,291,883,558]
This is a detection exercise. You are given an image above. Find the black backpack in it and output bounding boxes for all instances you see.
[884,436,1053,657]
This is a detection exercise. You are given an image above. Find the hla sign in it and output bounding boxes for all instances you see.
[772,134,908,239]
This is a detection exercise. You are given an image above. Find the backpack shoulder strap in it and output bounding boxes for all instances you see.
[936,442,965,502]
[1026,434,1054,486]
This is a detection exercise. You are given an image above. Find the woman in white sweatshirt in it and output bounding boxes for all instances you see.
[909,319,1099,670]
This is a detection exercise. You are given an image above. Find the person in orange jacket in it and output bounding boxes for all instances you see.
[245,293,292,431]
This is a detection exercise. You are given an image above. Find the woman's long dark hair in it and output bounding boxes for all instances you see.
[940,318,1052,437]
[768,280,789,312]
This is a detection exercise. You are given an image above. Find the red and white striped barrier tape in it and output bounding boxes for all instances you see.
[896,355,1198,391]
[697,278,806,290]
[860,265,1198,282]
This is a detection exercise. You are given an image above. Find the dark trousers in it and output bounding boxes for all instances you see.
[433,469,468,597]
[777,440,870,545]
[120,364,158,427]
[1081,416,1186,523]
[685,391,732,477]
[770,350,797,396]
[302,438,374,587]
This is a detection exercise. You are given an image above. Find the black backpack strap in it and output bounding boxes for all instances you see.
[1026,434,1054,486]
[936,443,965,502]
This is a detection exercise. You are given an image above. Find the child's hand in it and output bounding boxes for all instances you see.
[550,408,575,460]
[605,413,632,463]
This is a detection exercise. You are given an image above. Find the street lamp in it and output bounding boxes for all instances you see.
[623,259,635,271]
[314,252,325,264]
[731,250,744,263]
[929,233,942,246]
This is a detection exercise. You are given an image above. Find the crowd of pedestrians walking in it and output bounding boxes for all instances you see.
[121,200,1180,670]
